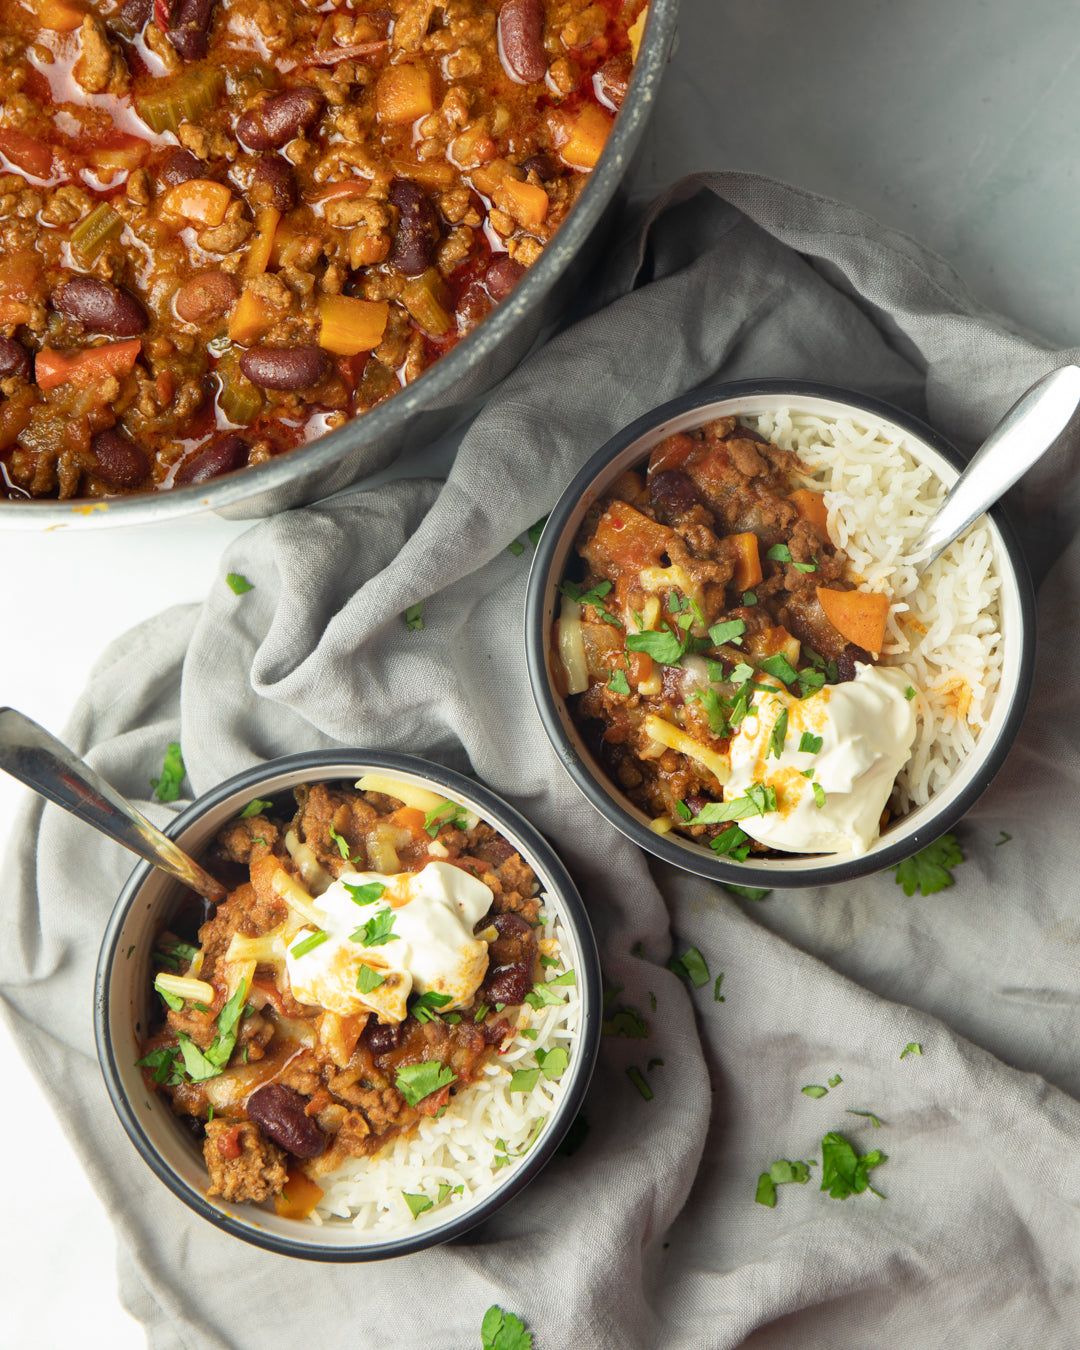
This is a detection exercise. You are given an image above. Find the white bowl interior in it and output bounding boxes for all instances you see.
[104,762,594,1253]
[538,391,1028,880]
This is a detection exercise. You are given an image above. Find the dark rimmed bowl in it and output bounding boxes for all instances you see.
[94,751,601,1260]
[525,380,1036,889]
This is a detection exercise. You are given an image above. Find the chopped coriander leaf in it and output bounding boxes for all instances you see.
[290,929,329,959]
[708,618,746,646]
[626,1066,653,1100]
[436,1181,455,1204]
[766,544,792,562]
[520,1028,539,1040]
[890,833,963,896]
[706,657,726,682]
[226,572,254,594]
[996,830,1012,846]
[625,626,690,665]
[527,516,547,548]
[711,825,752,861]
[900,1042,922,1059]
[547,969,576,986]
[136,1046,182,1086]
[154,978,184,1012]
[558,578,622,627]
[730,662,755,686]
[507,538,525,556]
[328,822,352,860]
[395,1061,456,1107]
[217,983,248,1038]
[797,668,827,697]
[742,591,757,605]
[713,973,725,1002]
[758,654,798,685]
[828,1074,843,1087]
[668,592,684,612]
[695,784,777,823]
[767,706,789,759]
[525,983,565,1009]
[847,1110,883,1127]
[240,798,273,819]
[793,559,818,574]
[356,964,385,994]
[473,1004,490,1022]
[722,884,772,901]
[602,984,624,1009]
[402,1191,433,1219]
[801,1085,829,1099]
[755,1172,777,1207]
[691,686,727,734]
[411,989,453,1022]
[481,1306,533,1350]
[151,742,185,803]
[812,782,826,809]
[343,880,385,906]
[602,1006,649,1039]
[819,1131,886,1200]
[799,733,823,755]
[404,601,424,631]
[608,667,631,695]
[669,946,710,988]
[251,836,267,846]
[510,1067,541,1093]
[423,800,468,837]
[674,799,693,821]
[351,910,397,947]
[904,685,916,701]
[770,1159,811,1185]
[536,1046,569,1080]
[539,955,560,968]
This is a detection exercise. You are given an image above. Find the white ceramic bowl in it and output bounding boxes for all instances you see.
[95,751,600,1259]
[525,381,1036,888]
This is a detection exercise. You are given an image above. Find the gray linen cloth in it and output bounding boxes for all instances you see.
[5,172,1080,1348]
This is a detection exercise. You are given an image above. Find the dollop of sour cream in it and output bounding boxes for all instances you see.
[724,663,918,856]
[285,860,493,1022]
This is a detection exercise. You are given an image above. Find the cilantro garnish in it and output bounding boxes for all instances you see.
[668,946,709,988]
[403,601,424,631]
[602,1007,648,1039]
[711,825,751,861]
[527,516,547,548]
[558,578,622,627]
[351,910,397,947]
[900,1042,922,1059]
[626,1066,653,1100]
[995,830,1012,846]
[150,743,185,803]
[742,591,757,605]
[799,733,823,754]
[423,801,469,837]
[240,798,273,819]
[801,1085,828,1099]
[793,559,818,574]
[328,822,352,860]
[758,654,798,685]
[819,1131,886,1200]
[706,657,726,682]
[226,572,253,595]
[136,1045,183,1086]
[797,668,827,697]
[846,1109,883,1127]
[755,1158,813,1207]
[411,989,453,1022]
[690,686,727,735]
[402,1191,433,1218]
[767,706,789,759]
[828,1074,843,1087]
[890,833,963,896]
[812,781,826,809]
[708,618,746,646]
[625,626,690,665]
[608,667,631,695]
[481,1306,533,1350]
[356,964,385,994]
[510,1067,541,1094]
[674,799,693,822]
[394,1061,456,1106]
[904,685,916,701]
[154,977,184,1012]
[766,544,792,563]
[437,1180,463,1204]
[547,969,576,986]
[713,973,725,1002]
[507,538,525,556]
[473,1004,490,1022]
[730,662,755,686]
[525,982,565,1009]
[695,784,777,824]
[343,880,385,906]
[290,929,328,959]
[536,1047,568,1080]
[722,884,772,901]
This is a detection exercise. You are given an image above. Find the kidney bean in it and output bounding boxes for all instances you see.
[164,0,218,60]
[835,643,871,683]
[173,432,246,485]
[239,344,332,390]
[594,54,631,109]
[89,428,150,487]
[479,911,538,1007]
[0,337,30,382]
[649,469,699,518]
[483,255,526,300]
[236,87,325,151]
[246,1083,325,1159]
[174,271,240,325]
[362,1019,405,1056]
[158,148,204,188]
[498,0,547,83]
[386,179,438,276]
[520,152,561,181]
[120,0,151,29]
[53,277,149,337]
[250,155,297,211]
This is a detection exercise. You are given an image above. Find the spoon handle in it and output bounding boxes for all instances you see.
[918,365,1080,566]
[0,707,225,904]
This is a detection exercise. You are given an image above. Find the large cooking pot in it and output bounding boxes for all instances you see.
[2,0,679,532]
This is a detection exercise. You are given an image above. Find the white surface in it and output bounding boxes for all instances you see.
[3,2,1079,1344]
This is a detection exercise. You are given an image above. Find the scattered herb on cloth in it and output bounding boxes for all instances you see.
[150,742,185,802]
[225,573,254,594]
[820,1130,887,1199]
[481,1306,533,1350]
[891,833,964,895]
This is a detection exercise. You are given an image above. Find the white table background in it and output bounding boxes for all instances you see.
[5,1,1080,1343]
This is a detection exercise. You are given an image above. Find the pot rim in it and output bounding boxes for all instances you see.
[524,378,1037,889]
[94,749,601,1260]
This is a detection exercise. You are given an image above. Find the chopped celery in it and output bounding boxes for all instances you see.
[216,353,263,425]
[400,268,452,337]
[71,202,124,262]
[135,66,226,136]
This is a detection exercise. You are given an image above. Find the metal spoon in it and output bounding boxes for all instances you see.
[915,364,1080,566]
[0,707,226,904]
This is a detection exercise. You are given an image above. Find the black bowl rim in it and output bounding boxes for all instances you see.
[94,749,602,1261]
[2,0,680,531]
[525,377,1038,889]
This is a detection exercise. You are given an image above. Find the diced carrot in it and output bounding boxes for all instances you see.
[227,290,275,345]
[241,206,280,279]
[376,64,435,123]
[0,251,41,299]
[0,129,53,180]
[789,489,830,536]
[729,532,762,591]
[160,178,233,227]
[87,139,150,174]
[647,433,697,476]
[555,104,612,170]
[317,293,389,355]
[628,651,653,687]
[496,177,549,229]
[0,300,32,325]
[590,502,677,571]
[0,397,32,450]
[816,586,890,657]
[469,156,517,198]
[35,339,141,391]
[389,805,427,833]
[31,0,86,31]
[628,3,648,62]
[450,122,496,168]
[274,1166,324,1221]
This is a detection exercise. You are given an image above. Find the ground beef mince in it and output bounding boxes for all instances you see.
[138,779,543,1215]
[555,415,880,857]
[0,0,647,499]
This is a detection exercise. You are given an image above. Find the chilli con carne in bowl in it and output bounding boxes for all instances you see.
[0,0,653,503]
[525,382,1035,889]
[96,752,600,1259]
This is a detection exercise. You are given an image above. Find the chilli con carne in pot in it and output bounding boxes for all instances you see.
[0,0,647,500]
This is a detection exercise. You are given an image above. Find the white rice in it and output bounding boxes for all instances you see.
[750,408,1003,812]
[309,902,581,1234]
